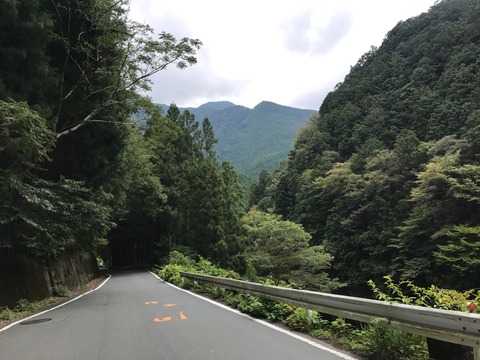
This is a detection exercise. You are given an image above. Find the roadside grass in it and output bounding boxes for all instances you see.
[0,276,106,327]
[0,297,65,324]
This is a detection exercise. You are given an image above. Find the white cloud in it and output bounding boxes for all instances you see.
[283,10,352,56]
[129,0,438,109]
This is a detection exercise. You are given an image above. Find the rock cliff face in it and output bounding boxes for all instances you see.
[0,251,98,307]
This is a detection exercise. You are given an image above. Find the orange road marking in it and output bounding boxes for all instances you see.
[164,304,177,307]
[145,301,158,305]
[179,311,187,320]
[153,317,172,322]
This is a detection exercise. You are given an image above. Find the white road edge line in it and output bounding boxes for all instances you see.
[0,274,111,333]
[148,271,358,360]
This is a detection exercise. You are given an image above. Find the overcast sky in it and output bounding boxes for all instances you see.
[129,0,438,110]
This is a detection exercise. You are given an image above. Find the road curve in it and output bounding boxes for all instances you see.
[0,271,357,360]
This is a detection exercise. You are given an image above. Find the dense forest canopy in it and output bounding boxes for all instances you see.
[251,0,480,291]
[0,0,205,261]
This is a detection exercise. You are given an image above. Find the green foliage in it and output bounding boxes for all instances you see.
[15,299,35,313]
[0,0,203,269]
[285,308,323,332]
[1,174,113,257]
[352,321,428,360]
[249,170,276,210]
[244,261,258,282]
[236,294,265,317]
[159,251,239,289]
[399,151,480,288]
[241,209,342,291]
[144,104,245,268]
[329,317,354,336]
[40,0,202,137]
[201,118,217,157]
[0,100,55,169]
[0,101,113,257]
[52,284,70,297]
[435,225,480,274]
[155,101,313,178]
[261,302,295,322]
[195,101,315,178]
[359,277,480,360]
[168,250,196,267]
[160,264,188,287]
[160,251,297,321]
[0,307,14,321]
[0,295,70,323]
[196,258,238,278]
[0,0,54,110]
[368,276,480,312]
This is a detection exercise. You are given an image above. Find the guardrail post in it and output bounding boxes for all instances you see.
[473,346,480,360]
[306,309,313,325]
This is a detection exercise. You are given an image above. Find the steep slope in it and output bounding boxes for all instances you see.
[214,101,314,177]
[253,0,480,290]
[318,0,480,158]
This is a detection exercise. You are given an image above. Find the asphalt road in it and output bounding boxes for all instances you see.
[0,271,357,360]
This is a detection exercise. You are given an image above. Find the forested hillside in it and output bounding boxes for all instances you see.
[156,101,315,177]
[251,0,480,292]
[205,101,314,177]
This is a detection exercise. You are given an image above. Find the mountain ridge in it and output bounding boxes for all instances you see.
[157,100,316,177]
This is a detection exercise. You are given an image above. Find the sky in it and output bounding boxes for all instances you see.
[129,0,439,110]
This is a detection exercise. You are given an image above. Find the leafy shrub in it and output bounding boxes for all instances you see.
[353,321,428,360]
[368,275,480,312]
[53,284,70,297]
[223,292,241,307]
[196,258,239,278]
[209,286,229,299]
[310,327,334,339]
[159,251,240,294]
[329,317,354,336]
[362,276,474,360]
[159,264,185,286]
[15,299,35,312]
[1,307,14,321]
[261,301,294,322]
[168,250,195,268]
[237,294,264,317]
[285,308,324,332]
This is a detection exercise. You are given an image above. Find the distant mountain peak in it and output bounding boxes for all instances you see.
[254,100,315,112]
[196,101,236,111]
[256,100,278,106]
[151,100,315,177]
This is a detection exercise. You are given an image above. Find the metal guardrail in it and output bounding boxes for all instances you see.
[180,272,480,356]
